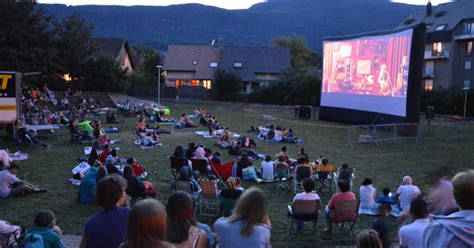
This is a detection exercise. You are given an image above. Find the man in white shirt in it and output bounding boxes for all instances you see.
[399,197,430,248]
[291,178,320,230]
[396,176,421,211]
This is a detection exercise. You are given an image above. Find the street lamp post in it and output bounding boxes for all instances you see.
[463,86,470,120]
[156,65,162,106]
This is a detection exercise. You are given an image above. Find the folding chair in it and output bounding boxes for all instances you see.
[171,180,200,198]
[316,165,336,192]
[293,166,311,193]
[197,179,220,216]
[169,156,189,179]
[331,200,360,238]
[0,229,20,248]
[191,159,209,179]
[287,200,320,234]
[221,197,237,217]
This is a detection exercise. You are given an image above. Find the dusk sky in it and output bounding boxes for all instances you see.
[38,0,453,10]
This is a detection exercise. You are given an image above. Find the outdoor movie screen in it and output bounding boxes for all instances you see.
[321,29,413,117]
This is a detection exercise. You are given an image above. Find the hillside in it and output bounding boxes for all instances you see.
[39,0,423,51]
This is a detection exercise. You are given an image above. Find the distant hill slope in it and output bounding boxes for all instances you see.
[39,0,423,51]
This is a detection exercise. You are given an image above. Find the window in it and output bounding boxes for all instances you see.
[233,62,243,69]
[209,62,218,68]
[192,60,198,65]
[432,42,443,56]
[434,11,446,18]
[175,80,182,88]
[424,79,433,91]
[465,61,472,70]
[434,24,447,31]
[467,41,473,57]
[464,80,471,88]
[202,80,212,90]
[466,21,474,35]
[191,80,200,87]
[425,61,434,75]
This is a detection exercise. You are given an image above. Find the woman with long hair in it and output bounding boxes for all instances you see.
[214,187,271,248]
[120,199,172,248]
[166,191,207,248]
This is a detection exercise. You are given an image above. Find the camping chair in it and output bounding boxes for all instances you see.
[221,197,237,217]
[171,180,200,198]
[210,160,235,183]
[316,165,336,192]
[169,156,189,179]
[331,200,360,238]
[191,159,209,179]
[0,229,20,248]
[293,166,312,193]
[333,168,356,192]
[287,200,320,234]
[197,179,221,216]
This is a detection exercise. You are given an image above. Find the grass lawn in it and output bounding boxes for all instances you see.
[1,100,473,247]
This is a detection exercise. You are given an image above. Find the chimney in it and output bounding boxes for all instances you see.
[426,0,432,16]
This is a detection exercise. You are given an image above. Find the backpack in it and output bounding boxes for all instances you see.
[23,233,44,248]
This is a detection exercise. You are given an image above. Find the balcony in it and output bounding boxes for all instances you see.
[424,50,449,60]
[423,73,435,79]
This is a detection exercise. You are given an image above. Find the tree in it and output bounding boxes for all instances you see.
[0,1,56,73]
[129,45,162,86]
[213,68,241,101]
[83,56,129,92]
[53,13,97,78]
[272,35,321,70]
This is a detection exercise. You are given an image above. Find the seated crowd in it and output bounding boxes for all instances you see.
[2,104,473,248]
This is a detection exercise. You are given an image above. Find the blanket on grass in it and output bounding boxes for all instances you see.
[195,131,241,139]
[256,134,303,143]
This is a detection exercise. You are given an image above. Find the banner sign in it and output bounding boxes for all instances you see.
[0,71,19,123]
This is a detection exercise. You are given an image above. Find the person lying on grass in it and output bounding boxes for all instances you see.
[0,163,47,198]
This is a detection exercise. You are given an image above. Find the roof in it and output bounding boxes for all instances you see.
[163,45,221,79]
[91,37,135,68]
[398,0,474,42]
[163,45,291,81]
[219,46,291,82]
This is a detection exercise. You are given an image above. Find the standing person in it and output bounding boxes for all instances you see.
[422,170,474,248]
[297,148,309,162]
[396,176,421,211]
[214,187,271,248]
[120,199,172,248]
[166,191,207,248]
[25,210,64,248]
[80,175,130,248]
[0,163,46,198]
[399,198,430,248]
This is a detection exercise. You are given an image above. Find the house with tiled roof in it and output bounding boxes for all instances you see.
[163,43,290,95]
[91,37,135,72]
[398,0,474,90]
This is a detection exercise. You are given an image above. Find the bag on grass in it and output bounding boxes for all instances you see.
[242,166,257,181]
[24,233,44,248]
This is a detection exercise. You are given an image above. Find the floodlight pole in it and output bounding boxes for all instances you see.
[464,87,469,120]
[156,65,162,106]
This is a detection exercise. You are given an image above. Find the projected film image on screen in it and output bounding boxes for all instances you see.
[321,29,413,117]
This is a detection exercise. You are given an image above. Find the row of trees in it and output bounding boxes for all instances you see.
[1,1,161,93]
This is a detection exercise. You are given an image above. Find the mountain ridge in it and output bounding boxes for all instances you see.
[38,1,424,52]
